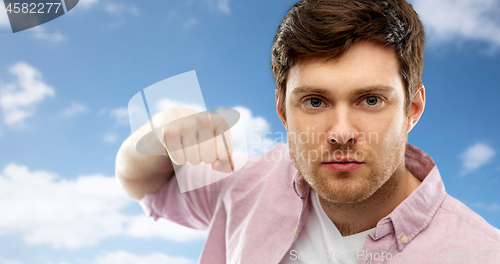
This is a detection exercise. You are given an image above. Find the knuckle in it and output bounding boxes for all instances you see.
[218,151,228,160]
[196,114,210,129]
[169,152,186,165]
[164,127,180,140]
[181,119,196,133]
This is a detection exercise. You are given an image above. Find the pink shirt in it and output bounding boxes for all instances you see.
[139,143,500,263]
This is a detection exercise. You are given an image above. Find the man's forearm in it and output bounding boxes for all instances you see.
[115,126,174,201]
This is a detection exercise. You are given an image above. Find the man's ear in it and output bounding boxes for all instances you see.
[406,84,426,133]
[276,90,287,130]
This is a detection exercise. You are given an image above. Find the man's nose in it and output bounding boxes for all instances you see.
[327,106,360,144]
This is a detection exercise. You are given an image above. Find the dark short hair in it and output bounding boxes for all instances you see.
[272,0,425,118]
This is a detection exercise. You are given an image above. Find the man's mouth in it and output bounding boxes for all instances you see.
[322,157,364,172]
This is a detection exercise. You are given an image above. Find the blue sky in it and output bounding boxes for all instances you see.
[0,0,499,263]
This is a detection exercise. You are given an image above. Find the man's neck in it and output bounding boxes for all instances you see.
[318,164,421,237]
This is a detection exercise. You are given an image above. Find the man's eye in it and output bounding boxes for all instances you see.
[306,98,324,108]
[364,96,379,106]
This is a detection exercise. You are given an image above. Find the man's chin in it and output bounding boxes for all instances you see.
[318,188,373,204]
[313,174,376,204]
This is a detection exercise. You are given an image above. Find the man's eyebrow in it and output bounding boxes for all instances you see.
[291,85,395,96]
[351,86,395,97]
[291,86,331,96]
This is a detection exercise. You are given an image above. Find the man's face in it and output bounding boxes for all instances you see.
[280,41,412,204]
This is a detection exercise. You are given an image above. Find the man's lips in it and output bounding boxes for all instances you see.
[323,157,364,163]
[322,158,364,172]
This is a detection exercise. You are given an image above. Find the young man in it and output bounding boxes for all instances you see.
[116,0,500,263]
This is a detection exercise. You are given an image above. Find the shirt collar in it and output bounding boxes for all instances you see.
[376,143,446,251]
[292,170,310,198]
[291,143,447,251]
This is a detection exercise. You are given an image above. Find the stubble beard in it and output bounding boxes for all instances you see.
[288,126,407,204]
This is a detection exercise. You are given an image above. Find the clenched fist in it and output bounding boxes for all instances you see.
[154,108,234,173]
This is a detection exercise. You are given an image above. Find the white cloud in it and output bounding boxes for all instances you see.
[0,164,128,248]
[411,0,500,50]
[92,251,195,264]
[33,29,66,43]
[155,98,205,113]
[78,0,138,15]
[0,164,207,249]
[110,107,129,126]
[205,0,231,14]
[460,143,496,175]
[103,133,117,143]
[216,0,231,13]
[0,258,24,264]
[77,1,139,29]
[79,0,100,9]
[28,26,66,43]
[103,2,139,16]
[0,62,55,126]
[63,102,89,117]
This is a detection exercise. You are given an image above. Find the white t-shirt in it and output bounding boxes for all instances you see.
[281,189,375,264]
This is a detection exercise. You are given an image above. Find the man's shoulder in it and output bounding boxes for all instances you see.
[433,194,500,244]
